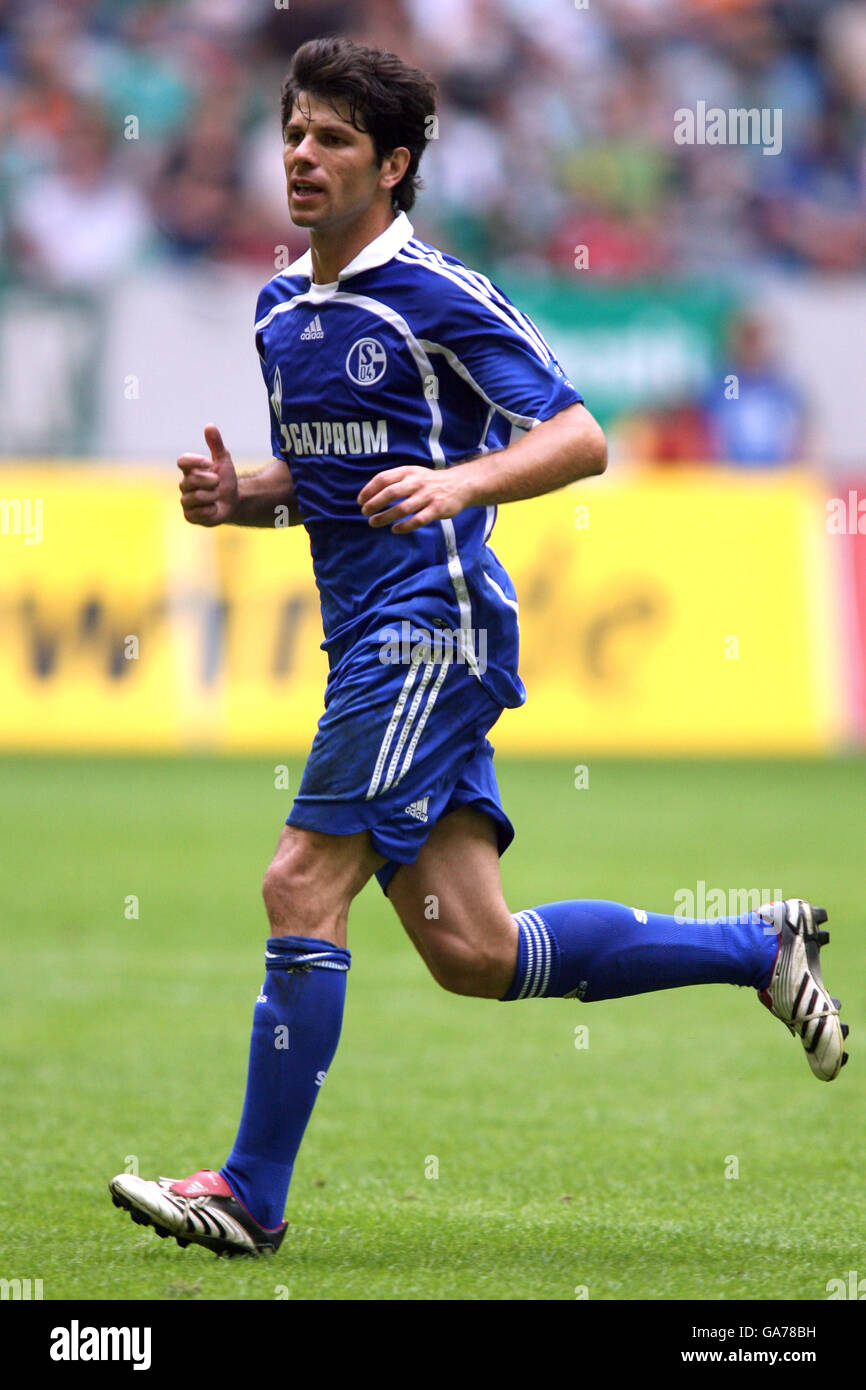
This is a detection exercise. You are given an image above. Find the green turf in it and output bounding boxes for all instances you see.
[1,753,863,1301]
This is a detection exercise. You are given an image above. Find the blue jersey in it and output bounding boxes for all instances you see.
[254,211,582,710]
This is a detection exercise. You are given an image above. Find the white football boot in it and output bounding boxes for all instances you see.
[757,900,849,1081]
[109,1169,286,1256]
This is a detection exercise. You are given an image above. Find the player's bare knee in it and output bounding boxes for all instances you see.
[262,834,348,934]
[426,933,510,999]
[263,862,327,923]
[261,855,294,920]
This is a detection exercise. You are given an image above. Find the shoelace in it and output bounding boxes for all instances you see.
[790,1003,840,1029]
[157,1179,220,1216]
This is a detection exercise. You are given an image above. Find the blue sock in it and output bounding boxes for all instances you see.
[221,935,350,1229]
[500,901,778,1002]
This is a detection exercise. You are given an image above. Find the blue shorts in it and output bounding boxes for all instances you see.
[286,634,515,894]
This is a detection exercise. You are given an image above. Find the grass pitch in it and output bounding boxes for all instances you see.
[1,753,863,1301]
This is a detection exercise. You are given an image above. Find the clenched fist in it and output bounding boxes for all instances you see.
[177,424,239,527]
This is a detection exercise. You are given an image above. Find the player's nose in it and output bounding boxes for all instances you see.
[292,131,319,165]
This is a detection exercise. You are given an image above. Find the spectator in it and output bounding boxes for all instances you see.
[9,100,153,289]
[704,314,807,466]
[0,0,862,282]
[150,109,243,261]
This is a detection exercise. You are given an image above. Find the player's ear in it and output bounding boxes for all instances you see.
[379,146,411,192]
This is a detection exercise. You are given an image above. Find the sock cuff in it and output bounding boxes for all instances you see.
[265,935,351,973]
[500,909,559,1000]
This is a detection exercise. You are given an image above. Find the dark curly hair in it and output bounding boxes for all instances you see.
[280,36,438,213]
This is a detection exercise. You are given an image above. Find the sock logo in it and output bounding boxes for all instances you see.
[314,1070,327,1087]
[563,980,588,1001]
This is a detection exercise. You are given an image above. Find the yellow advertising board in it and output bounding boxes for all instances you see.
[0,467,843,754]
[0,473,185,749]
[490,471,844,753]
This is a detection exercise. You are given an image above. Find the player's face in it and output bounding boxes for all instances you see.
[283,93,388,232]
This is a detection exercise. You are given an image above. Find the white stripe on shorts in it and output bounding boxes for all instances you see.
[381,657,436,794]
[391,653,451,790]
[365,653,426,800]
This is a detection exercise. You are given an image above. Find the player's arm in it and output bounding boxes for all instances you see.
[233,457,302,527]
[358,402,606,534]
[455,401,606,507]
[178,423,302,528]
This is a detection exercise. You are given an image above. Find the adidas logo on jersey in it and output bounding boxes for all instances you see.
[404,797,430,823]
[300,314,324,341]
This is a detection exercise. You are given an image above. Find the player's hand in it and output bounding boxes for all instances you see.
[357,465,470,534]
[177,424,239,527]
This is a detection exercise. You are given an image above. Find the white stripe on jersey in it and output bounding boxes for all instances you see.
[402,240,553,362]
[479,404,496,452]
[333,290,445,459]
[439,516,479,678]
[397,243,552,364]
[476,408,497,546]
[334,290,481,684]
[259,282,526,659]
[254,292,318,335]
[418,339,540,430]
[483,572,519,618]
[257,281,483,683]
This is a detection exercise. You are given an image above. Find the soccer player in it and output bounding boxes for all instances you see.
[110,38,848,1258]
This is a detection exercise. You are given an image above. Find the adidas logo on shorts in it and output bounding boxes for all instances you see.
[300,314,324,341]
[404,796,430,823]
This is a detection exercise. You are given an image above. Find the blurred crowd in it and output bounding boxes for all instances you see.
[614,310,809,467]
[1,0,865,291]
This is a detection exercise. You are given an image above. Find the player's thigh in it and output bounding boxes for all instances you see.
[263,823,386,942]
[387,806,518,995]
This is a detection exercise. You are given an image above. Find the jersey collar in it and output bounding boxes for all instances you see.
[284,211,414,286]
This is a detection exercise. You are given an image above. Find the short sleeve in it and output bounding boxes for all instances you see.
[420,266,583,428]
